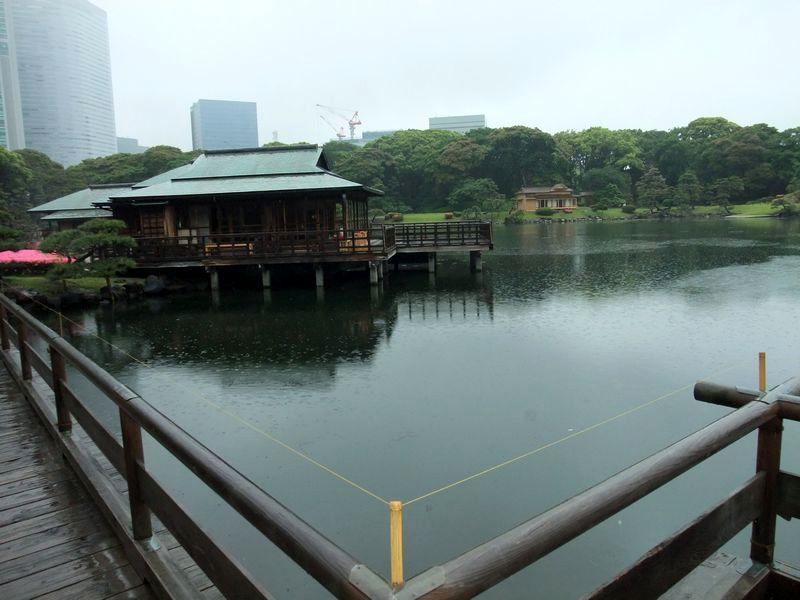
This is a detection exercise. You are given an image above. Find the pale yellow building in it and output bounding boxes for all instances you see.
[516,184,579,211]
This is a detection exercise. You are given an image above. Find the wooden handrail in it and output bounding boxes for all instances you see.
[405,400,780,599]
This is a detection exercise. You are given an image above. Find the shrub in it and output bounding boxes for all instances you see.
[452,211,462,218]
[535,208,555,216]
[444,212,454,220]
[504,209,527,225]
[592,203,609,212]
[621,205,636,214]
[392,213,404,222]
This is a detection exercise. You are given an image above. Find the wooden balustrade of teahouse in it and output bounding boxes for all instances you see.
[0,290,798,599]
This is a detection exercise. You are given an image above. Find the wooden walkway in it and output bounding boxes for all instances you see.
[0,368,155,600]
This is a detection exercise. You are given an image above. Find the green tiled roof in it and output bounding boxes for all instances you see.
[111,145,380,202]
[132,164,194,189]
[40,209,112,221]
[176,145,326,180]
[115,173,379,201]
[28,184,135,213]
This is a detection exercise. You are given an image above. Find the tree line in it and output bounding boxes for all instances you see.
[0,145,200,247]
[326,117,800,213]
[0,116,797,249]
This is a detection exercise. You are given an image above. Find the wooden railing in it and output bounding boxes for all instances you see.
[1,290,799,599]
[393,221,493,250]
[132,226,397,263]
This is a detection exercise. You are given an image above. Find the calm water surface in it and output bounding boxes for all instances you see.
[51,219,800,598]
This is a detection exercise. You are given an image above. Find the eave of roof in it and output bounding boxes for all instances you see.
[28,184,135,213]
[40,209,112,220]
[111,172,382,201]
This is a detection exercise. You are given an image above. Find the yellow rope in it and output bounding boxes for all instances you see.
[11,289,390,505]
[403,364,742,506]
[3,282,766,510]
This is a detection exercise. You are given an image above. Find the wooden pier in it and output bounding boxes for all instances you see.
[0,291,799,599]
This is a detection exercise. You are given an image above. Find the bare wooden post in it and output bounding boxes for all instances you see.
[0,304,9,350]
[120,410,153,540]
[758,351,766,392]
[750,416,782,564]
[17,320,32,380]
[389,501,404,588]
[50,346,71,432]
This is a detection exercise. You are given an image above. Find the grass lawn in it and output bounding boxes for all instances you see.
[400,201,780,223]
[1,276,144,294]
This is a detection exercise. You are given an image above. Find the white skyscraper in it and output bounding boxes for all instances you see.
[10,0,116,166]
[0,0,24,149]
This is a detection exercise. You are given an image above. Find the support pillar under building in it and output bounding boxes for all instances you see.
[209,268,219,291]
[427,253,436,273]
[369,262,379,285]
[314,264,324,288]
[260,265,271,289]
[470,251,482,272]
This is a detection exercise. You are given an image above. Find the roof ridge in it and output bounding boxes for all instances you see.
[203,144,318,156]
[172,171,325,182]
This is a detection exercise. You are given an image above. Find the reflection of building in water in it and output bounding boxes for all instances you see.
[79,292,400,391]
[400,289,494,322]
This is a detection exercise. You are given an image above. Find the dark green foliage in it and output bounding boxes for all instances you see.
[446,178,502,211]
[504,209,527,224]
[535,207,555,216]
[592,203,609,211]
[637,168,672,211]
[621,205,636,214]
[592,183,626,208]
[40,219,136,293]
[675,170,703,207]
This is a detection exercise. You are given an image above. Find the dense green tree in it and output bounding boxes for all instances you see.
[15,149,82,206]
[321,141,358,169]
[435,138,487,188]
[675,170,703,207]
[636,167,672,211]
[474,126,560,196]
[581,166,629,195]
[711,176,745,212]
[445,178,502,211]
[592,183,626,208]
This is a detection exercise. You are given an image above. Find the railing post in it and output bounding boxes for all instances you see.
[120,409,153,540]
[390,501,404,588]
[50,345,72,432]
[17,320,32,380]
[0,304,9,350]
[750,416,782,564]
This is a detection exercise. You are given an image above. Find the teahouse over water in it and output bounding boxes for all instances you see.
[90,144,408,287]
[27,183,129,232]
[28,144,493,289]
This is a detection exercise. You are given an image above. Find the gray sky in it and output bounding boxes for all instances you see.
[93,0,799,150]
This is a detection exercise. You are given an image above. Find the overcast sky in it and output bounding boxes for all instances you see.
[92,0,799,150]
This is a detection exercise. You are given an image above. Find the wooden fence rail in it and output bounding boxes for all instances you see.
[1,291,799,599]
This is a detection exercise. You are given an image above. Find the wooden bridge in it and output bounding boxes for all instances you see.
[0,292,799,599]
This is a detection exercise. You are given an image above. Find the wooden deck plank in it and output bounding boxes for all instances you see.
[0,368,156,600]
[0,514,108,563]
[30,562,145,600]
[0,545,131,599]
[0,529,119,584]
[0,484,88,527]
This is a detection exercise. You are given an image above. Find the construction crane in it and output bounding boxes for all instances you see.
[316,104,362,139]
[319,115,346,141]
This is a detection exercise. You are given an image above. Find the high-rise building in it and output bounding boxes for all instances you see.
[429,114,486,134]
[117,137,148,154]
[0,0,24,149]
[9,0,117,166]
[190,99,258,150]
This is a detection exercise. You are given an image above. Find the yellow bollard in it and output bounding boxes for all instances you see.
[758,352,766,393]
[389,500,404,587]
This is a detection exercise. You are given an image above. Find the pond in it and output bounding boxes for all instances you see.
[49,218,800,598]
